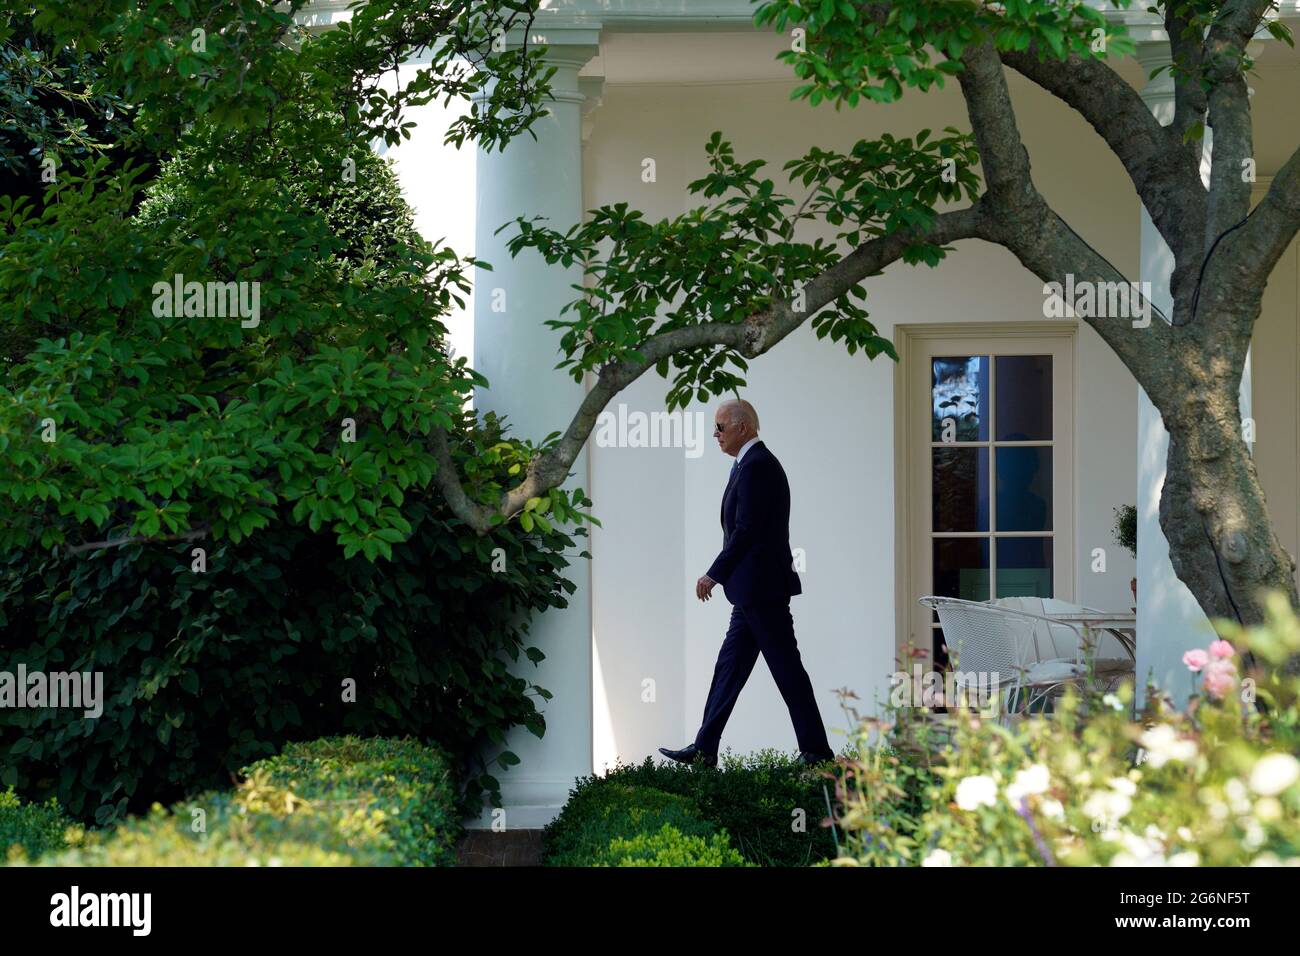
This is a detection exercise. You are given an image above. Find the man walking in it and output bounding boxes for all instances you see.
[659,399,835,769]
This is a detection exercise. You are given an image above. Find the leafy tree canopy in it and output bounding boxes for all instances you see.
[0,1,588,561]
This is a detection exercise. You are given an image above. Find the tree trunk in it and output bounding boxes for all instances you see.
[1158,388,1300,638]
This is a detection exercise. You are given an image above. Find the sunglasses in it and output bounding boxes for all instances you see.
[714,422,737,434]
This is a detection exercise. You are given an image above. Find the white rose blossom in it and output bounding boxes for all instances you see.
[1225,778,1252,814]
[1005,764,1051,805]
[1116,829,1166,864]
[1249,753,1300,797]
[1083,790,1132,822]
[1108,776,1137,797]
[1242,821,1266,851]
[1138,724,1197,768]
[955,775,998,811]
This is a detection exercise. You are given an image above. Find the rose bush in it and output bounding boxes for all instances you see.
[830,590,1300,866]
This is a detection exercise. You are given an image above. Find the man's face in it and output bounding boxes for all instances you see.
[714,409,750,457]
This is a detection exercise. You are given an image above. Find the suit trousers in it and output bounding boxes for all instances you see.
[693,601,832,758]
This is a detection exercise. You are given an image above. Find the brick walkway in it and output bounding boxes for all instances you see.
[455,829,546,866]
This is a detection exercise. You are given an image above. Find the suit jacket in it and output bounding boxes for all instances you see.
[706,440,802,606]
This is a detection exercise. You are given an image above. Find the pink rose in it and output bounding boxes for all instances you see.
[1202,659,1238,700]
[1209,639,1235,660]
[1183,649,1209,672]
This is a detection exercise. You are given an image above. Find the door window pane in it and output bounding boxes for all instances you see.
[996,447,1052,532]
[996,537,1053,598]
[932,447,989,532]
[933,627,950,675]
[995,355,1052,440]
[933,538,990,602]
[923,344,1061,628]
[932,356,988,442]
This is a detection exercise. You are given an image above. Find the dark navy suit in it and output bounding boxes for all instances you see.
[695,440,832,759]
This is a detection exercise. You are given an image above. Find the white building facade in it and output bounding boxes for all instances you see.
[305,1,1300,827]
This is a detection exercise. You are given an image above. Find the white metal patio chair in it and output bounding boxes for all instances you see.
[918,596,1089,724]
[994,596,1137,695]
[995,596,1131,658]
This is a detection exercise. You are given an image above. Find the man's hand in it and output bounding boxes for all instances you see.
[696,574,717,601]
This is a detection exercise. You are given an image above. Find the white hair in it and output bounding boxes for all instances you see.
[718,398,759,432]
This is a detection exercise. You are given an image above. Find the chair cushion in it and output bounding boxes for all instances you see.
[1026,660,1086,683]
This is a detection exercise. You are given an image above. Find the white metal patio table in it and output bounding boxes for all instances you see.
[1040,611,1137,663]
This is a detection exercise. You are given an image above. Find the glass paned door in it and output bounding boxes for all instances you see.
[909,333,1073,668]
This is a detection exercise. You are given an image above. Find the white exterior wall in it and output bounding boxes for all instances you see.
[359,8,1299,823]
[584,54,1141,771]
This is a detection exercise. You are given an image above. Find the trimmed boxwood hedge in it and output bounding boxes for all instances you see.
[9,736,459,867]
[544,783,712,865]
[606,823,750,867]
[544,749,840,867]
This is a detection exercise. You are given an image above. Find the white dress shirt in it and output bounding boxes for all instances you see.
[734,436,760,464]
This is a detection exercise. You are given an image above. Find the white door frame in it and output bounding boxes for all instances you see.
[893,321,1078,657]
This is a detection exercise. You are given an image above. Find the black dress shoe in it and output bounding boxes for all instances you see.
[658,743,717,768]
[796,750,836,766]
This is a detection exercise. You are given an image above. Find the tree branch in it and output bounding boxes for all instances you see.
[1166,3,1209,140]
[1192,0,1296,333]
[65,527,209,556]
[1206,142,1300,317]
[998,41,1205,264]
[1201,0,1271,245]
[957,39,1180,402]
[429,205,989,533]
[432,9,1281,535]
[955,42,1038,213]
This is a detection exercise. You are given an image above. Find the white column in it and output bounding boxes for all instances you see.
[470,30,600,827]
[1134,42,1231,704]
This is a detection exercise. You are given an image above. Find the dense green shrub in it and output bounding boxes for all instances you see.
[543,783,718,866]
[0,22,143,207]
[16,736,458,866]
[0,131,583,825]
[0,454,578,825]
[0,786,81,862]
[544,750,838,867]
[0,0,584,845]
[605,823,752,867]
[134,117,421,284]
[1111,504,1137,560]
